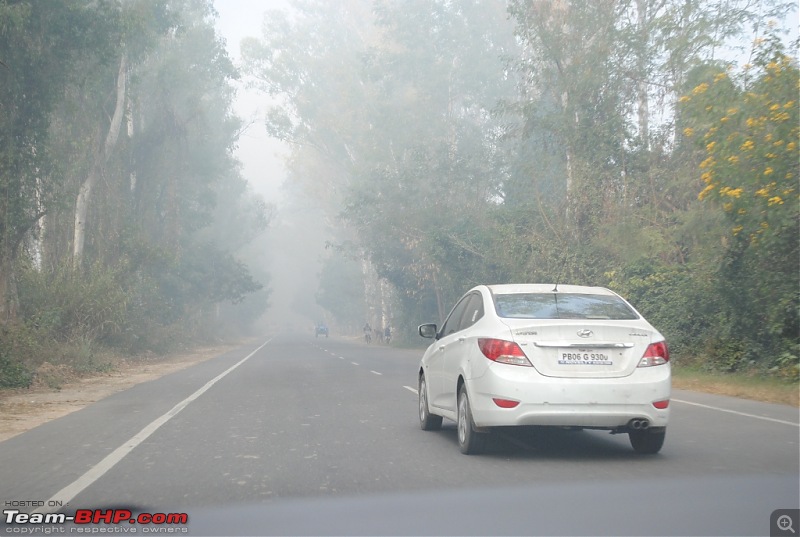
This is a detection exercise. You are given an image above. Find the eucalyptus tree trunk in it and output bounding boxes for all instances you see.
[72,53,127,270]
[635,0,651,151]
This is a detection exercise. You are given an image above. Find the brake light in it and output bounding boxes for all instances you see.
[478,338,532,367]
[653,399,670,409]
[638,341,669,367]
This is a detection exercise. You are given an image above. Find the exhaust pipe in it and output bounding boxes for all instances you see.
[628,418,650,430]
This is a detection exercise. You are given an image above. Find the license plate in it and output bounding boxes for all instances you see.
[558,350,613,365]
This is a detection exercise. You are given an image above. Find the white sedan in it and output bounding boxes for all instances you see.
[417,284,671,454]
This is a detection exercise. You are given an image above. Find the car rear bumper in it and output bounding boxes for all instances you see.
[467,364,671,429]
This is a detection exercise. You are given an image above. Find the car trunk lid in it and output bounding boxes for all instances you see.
[503,320,654,378]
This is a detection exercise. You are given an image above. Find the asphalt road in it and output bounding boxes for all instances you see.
[1,334,798,536]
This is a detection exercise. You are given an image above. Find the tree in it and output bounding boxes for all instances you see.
[0,0,122,320]
[680,33,798,369]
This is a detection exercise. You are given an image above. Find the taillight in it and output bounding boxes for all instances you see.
[638,341,669,367]
[478,338,532,367]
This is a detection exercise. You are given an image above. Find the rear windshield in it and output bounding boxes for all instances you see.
[493,293,639,320]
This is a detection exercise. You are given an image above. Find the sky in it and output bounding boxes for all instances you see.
[213,0,289,206]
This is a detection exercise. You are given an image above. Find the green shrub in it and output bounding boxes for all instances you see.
[0,324,39,388]
[17,263,129,344]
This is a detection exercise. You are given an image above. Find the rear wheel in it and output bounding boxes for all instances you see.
[419,374,442,431]
[629,427,666,454]
[457,385,485,454]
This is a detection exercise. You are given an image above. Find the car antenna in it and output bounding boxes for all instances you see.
[552,251,569,293]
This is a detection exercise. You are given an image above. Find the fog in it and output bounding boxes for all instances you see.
[1,0,793,368]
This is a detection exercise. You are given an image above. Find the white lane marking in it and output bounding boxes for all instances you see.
[404,386,418,394]
[351,362,359,366]
[672,398,799,427]
[33,338,274,514]
[370,370,382,376]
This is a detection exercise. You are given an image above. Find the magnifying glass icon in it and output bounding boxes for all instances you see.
[778,514,796,534]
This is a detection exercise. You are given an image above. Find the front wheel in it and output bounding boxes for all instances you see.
[457,385,486,454]
[629,427,666,454]
[418,374,442,431]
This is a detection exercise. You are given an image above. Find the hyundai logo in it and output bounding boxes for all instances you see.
[577,329,593,338]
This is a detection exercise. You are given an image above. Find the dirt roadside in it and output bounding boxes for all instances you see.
[0,343,244,443]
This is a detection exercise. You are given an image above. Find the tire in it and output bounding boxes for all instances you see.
[419,374,442,431]
[457,385,485,454]
[629,427,666,454]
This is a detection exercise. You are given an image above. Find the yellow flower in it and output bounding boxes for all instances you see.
[683,127,695,137]
[741,140,755,151]
[786,142,796,151]
[732,225,744,235]
[764,167,774,175]
[701,171,713,183]
[700,157,715,169]
[726,188,743,198]
[679,95,691,103]
[726,108,738,115]
[723,202,733,212]
[727,155,739,164]
[706,141,717,152]
[714,73,728,83]
[698,184,715,201]
[692,83,709,95]
[755,187,770,197]
[768,196,784,206]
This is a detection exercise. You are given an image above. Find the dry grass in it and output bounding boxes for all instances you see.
[672,367,799,407]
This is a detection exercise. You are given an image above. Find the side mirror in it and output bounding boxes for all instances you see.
[418,323,438,339]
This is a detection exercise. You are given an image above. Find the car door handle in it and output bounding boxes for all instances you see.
[457,337,466,342]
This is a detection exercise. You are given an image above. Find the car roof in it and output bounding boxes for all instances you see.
[483,284,617,296]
